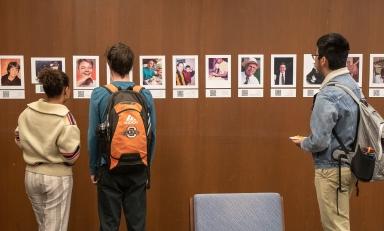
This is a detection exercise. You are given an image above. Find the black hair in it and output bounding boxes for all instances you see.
[7,62,20,73]
[37,69,69,98]
[106,42,134,76]
[317,33,350,70]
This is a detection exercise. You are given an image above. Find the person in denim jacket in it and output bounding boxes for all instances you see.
[291,33,360,231]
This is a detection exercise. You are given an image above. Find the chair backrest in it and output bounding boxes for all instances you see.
[191,193,284,231]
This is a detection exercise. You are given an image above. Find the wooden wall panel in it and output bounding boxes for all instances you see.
[1,0,384,230]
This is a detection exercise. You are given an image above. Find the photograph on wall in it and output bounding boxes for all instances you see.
[369,54,384,97]
[347,54,362,87]
[238,55,263,88]
[0,56,24,89]
[72,56,99,89]
[72,56,99,99]
[140,56,165,88]
[172,55,198,98]
[106,63,133,85]
[31,57,65,84]
[205,55,231,88]
[139,56,165,98]
[205,55,231,98]
[270,54,296,97]
[302,54,323,97]
[173,55,198,88]
[369,54,384,87]
[271,55,296,88]
[0,55,25,99]
[238,54,263,97]
[303,54,324,88]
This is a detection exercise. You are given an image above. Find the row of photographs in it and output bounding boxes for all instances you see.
[1,54,384,91]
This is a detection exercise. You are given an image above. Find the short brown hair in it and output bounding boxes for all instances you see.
[106,42,134,76]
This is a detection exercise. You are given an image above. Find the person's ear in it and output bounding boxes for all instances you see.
[319,56,327,68]
[64,86,70,99]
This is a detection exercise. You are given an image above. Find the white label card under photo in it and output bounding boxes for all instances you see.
[0,90,25,99]
[303,88,320,98]
[369,88,384,97]
[173,89,198,98]
[205,89,231,98]
[35,84,44,94]
[238,89,263,97]
[270,89,296,97]
[149,89,166,99]
[74,90,93,99]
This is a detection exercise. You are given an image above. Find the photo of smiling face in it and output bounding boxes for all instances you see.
[173,56,198,88]
[176,62,184,73]
[1,60,22,86]
[76,59,94,87]
[9,65,19,78]
[79,60,93,78]
[245,63,257,76]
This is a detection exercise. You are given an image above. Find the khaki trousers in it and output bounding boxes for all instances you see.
[315,167,355,231]
[25,171,73,231]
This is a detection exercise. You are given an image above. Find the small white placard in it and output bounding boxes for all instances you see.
[0,90,25,99]
[149,89,166,99]
[303,88,320,97]
[73,89,93,99]
[270,89,296,97]
[35,84,44,94]
[238,89,263,97]
[205,89,231,98]
[173,89,198,98]
[369,88,384,97]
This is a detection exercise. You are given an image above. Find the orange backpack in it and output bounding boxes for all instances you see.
[97,84,152,178]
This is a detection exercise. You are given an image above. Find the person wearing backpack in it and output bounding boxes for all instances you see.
[290,33,360,231]
[15,69,80,231]
[88,42,156,231]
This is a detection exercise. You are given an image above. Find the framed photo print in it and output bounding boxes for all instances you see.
[31,57,65,84]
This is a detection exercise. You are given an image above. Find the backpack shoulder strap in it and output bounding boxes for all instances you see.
[100,84,120,121]
[102,84,119,94]
[132,85,144,93]
[329,81,363,153]
[326,82,361,104]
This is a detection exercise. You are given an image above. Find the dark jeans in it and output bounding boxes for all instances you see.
[97,166,147,231]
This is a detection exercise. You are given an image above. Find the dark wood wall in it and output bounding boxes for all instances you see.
[1,0,384,230]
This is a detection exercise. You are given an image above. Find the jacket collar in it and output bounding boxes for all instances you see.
[27,99,68,116]
[320,67,349,89]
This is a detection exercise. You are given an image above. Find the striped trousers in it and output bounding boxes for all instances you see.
[25,171,73,231]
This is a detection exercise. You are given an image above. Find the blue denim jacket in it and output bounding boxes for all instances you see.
[301,69,361,169]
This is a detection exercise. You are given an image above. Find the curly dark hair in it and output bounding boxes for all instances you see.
[37,69,69,98]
